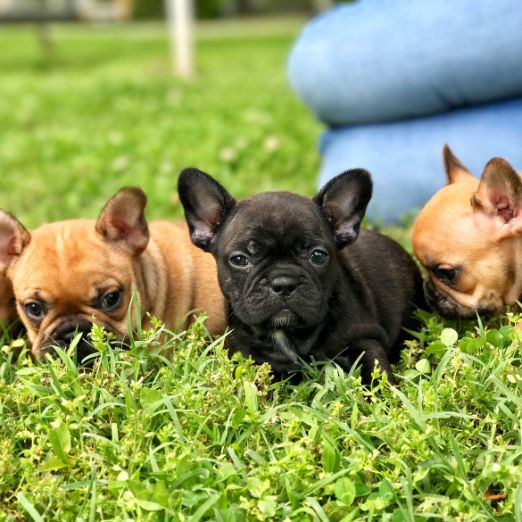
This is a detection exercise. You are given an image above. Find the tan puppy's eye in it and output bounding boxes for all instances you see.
[434,265,458,283]
[101,290,123,312]
[24,301,46,322]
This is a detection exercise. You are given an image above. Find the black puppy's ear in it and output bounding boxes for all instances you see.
[178,168,236,251]
[314,169,372,248]
[96,187,149,255]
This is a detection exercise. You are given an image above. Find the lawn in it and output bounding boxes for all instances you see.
[1,19,522,521]
[0,18,319,226]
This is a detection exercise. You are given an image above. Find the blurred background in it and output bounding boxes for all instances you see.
[0,0,341,227]
[3,1,521,230]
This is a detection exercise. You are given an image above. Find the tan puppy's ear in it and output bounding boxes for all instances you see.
[443,144,477,185]
[0,211,31,272]
[96,187,149,255]
[472,157,522,239]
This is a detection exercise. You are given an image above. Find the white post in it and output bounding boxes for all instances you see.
[0,0,13,15]
[166,0,194,79]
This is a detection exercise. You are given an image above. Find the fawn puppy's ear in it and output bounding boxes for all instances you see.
[178,168,236,251]
[443,144,477,185]
[471,157,522,240]
[314,169,372,249]
[0,211,31,273]
[96,187,149,255]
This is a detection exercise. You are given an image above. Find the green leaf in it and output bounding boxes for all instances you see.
[258,495,277,517]
[459,337,483,354]
[486,329,508,348]
[48,422,71,465]
[17,494,44,522]
[440,328,458,347]
[39,456,68,472]
[415,359,431,374]
[335,478,356,506]
[135,499,164,512]
[362,480,394,512]
[322,435,341,473]
[354,476,371,497]
[246,477,268,498]
[305,497,330,522]
[378,480,394,500]
[19,379,53,397]
[426,340,447,357]
[243,380,258,415]
[515,482,522,522]
[140,388,163,414]
[191,493,220,522]
[391,508,410,522]
[216,462,237,482]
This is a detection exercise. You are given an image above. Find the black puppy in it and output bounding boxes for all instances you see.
[178,168,423,382]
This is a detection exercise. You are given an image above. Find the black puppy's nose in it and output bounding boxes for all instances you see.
[270,276,300,298]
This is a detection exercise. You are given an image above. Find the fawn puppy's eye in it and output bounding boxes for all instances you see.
[229,254,250,268]
[24,301,46,321]
[434,266,458,283]
[101,290,122,311]
[310,249,329,266]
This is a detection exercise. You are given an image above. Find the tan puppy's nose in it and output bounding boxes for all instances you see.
[53,321,92,346]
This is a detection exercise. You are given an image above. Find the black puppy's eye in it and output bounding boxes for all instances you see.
[310,249,329,266]
[229,254,250,268]
[434,266,458,283]
[101,290,122,311]
[24,301,46,321]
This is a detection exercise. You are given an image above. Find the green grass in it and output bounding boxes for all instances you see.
[1,19,522,521]
[0,18,318,227]
[3,313,522,520]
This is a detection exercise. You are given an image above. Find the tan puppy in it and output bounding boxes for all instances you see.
[0,273,18,333]
[412,145,522,318]
[0,188,225,360]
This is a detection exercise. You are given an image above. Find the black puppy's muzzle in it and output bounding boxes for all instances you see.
[237,264,328,330]
[269,274,301,299]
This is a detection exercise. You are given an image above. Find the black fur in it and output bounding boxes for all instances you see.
[178,168,424,382]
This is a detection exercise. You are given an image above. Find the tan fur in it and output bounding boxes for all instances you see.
[442,144,477,185]
[5,218,225,358]
[412,146,522,316]
[0,273,16,327]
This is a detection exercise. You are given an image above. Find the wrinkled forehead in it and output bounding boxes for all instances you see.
[22,221,104,264]
[414,186,472,249]
[12,220,130,291]
[221,192,331,248]
[414,206,495,266]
